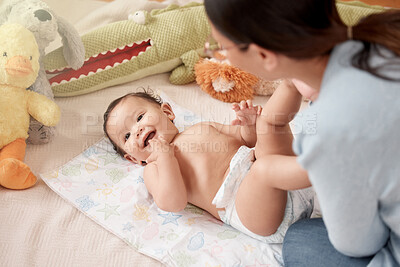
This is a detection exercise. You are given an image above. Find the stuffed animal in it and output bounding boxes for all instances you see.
[44,3,209,97]
[0,23,61,190]
[0,0,84,144]
[195,57,282,103]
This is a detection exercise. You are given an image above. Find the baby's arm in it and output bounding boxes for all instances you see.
[143,137,187,212]
[205,100,261,148]
[231,100,262,147]
[219,79,302,147]
[206,80,301,148]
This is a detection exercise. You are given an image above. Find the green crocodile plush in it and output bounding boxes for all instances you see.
[45,3,210,97]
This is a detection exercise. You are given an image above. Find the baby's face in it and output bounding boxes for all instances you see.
[106,96,178,163]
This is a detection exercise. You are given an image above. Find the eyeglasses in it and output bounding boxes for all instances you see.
[204,35,249,58]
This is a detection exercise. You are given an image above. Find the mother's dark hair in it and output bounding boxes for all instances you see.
[204,0,400,80]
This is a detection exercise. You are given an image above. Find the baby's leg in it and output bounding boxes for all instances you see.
[253,80,310,190]
[254,79,302,159]
[233,80,309,236]
[235,158,287,236]
[235,155,308,236]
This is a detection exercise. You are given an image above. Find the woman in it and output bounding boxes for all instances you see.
[203,0,400,266]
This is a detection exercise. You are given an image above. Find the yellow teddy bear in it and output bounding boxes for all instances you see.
[0,23,60,190]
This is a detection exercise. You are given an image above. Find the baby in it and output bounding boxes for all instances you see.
[103,80,314,243]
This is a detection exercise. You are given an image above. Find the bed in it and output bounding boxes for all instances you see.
[0,0,388,266]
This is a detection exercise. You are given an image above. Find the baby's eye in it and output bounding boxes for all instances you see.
[125,132,131,141]
[137,114,143,122]
[3,52,7,57]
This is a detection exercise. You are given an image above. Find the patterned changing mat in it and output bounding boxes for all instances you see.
[41,92,283,266]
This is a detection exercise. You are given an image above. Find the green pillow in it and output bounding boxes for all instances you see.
[336,0,386,26]
[45,3,209,97]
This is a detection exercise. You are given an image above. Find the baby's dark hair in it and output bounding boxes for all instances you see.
[103,89,163,157]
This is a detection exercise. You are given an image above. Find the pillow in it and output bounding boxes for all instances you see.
[44,3,210,97]
[336,0,386,26]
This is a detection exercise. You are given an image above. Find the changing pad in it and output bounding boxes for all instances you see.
[41,92,284,266]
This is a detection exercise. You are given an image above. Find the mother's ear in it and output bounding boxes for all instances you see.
[249,44,278,72]
[161,103,175,121]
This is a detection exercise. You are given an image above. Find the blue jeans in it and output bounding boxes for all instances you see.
[283,218,373,267]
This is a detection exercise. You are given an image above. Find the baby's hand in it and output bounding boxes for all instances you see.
[231,100,262,126]
[145,136,175,164]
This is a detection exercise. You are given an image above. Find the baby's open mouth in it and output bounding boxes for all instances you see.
[144,131,156,147]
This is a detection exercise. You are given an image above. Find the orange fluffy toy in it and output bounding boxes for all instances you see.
[195,58,282,103]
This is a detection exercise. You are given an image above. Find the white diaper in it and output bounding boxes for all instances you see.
[212,146,315,243]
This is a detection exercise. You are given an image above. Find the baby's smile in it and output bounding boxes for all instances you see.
[143,130,156,147]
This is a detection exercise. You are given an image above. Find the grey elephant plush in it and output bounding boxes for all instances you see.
[0,0,85,144]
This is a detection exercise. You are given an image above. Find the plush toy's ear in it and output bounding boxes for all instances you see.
[0,2,12,24]
[54,14,85,70]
